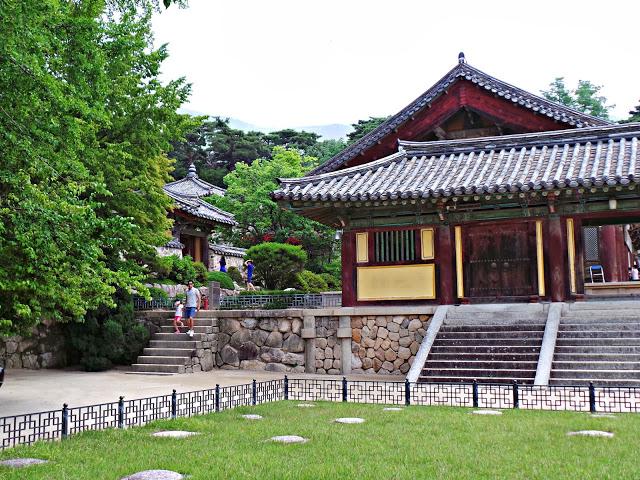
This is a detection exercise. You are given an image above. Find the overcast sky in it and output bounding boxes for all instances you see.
[152,0,639,128]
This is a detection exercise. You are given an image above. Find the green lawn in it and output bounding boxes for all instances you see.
[1,402,638,479]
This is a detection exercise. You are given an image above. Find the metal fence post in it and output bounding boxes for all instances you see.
[404,379,411,406]
[342,377,348,402]
[252,379,257,406]
[284,375,289,400]
[118,396,125,429]
[171,390,177,419]
[512,381,519,409]
[215,384,220,412]
[472,381,479,408]
[61,403,69,439]
[589,382,596,413]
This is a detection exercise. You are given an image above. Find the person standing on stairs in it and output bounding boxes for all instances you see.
[184,280,201,338]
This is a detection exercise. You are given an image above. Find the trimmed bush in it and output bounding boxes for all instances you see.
[207,271,234,290]
[245,242,307,290]
[227,266,243,285]
[193,261,208,284]
[147,287,169,300]
[295,270,328,293]
[319,272,341,290]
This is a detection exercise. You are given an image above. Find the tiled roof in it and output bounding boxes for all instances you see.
[163,163,236,225]
[164,239,184,249]
[310,58,611,175]
[209,243,247,257]
[165,190,237,225]
[273,124,640,202]
[164,164,226,198]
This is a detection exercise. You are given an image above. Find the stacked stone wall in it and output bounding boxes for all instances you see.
[313,317,340,374]
[0,322,68,369]
[215,315,306,373]
[351,315,429,375]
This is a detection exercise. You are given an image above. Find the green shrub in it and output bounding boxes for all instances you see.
[147,287,169,300]
[321,258,342,279]
[227,266,243,284]
[319,272,341,289]
[171,255,198,283]
[207,271,234,290]
[193,261,208,284]
[295,270,329,293]
[67,289,151,372]
[245,242,307,290]
[152,255,174,279]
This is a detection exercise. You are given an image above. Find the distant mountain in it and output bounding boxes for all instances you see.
[178,109,352,140]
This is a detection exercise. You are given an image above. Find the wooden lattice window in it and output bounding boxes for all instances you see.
[374,230,416,263]
[583,227,600,262]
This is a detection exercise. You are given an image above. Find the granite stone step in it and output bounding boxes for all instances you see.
[437,330,544,340]
[559,323,640,331]
[556,330,640,338]
[152,332,205,341]
[159,325,213,334]
[432,338,542,347]
[427,352,540,361]
[549,378,640,386]
[418,375,534,384]
[142,347,196,357]
[551,369,640,380]
[429,345,541,354]
[157,318,216,327]
[555,338,640,347]
[553,345,640,354]
[553,353,640,362]
[439,324,546,332]
[149,340,200,349]
[552,361,640,370]
[129,363,185,374]
[421,368,536,378]
[423,360,538,370]
[136,356,191,365]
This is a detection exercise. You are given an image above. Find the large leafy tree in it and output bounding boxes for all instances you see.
[208,147,337,272]
[541,77,614,120]
[347,116,389,144]
[621,101,640,124]
[0,0,194,335]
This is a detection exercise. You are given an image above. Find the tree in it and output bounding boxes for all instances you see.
[621,101,640,123]
[208,147,337,272]
[245,243,307,290]
[306,138,348,167]
[541,77,614,120]
[347,116,389,144]
[263,129,320,153]
[0,0,194,335]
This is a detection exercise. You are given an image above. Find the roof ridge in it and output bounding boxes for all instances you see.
[309,60,612,176]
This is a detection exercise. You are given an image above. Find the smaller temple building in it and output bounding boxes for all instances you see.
[160,164,237,268]
[209,243,247,272]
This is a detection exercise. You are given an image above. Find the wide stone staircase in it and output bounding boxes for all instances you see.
[419,305,547,384]
[550,301,640,386]
[130,313,217,375]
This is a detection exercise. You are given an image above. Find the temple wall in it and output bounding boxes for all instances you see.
[0,321,68,369]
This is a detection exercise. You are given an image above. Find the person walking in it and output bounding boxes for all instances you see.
[184,280,201,338]
[245,260,256,291]
[219,255,227,273]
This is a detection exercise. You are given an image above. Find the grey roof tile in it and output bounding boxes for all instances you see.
[274,124,640,203]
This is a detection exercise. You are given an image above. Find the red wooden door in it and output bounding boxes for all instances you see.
[463,222,537,299]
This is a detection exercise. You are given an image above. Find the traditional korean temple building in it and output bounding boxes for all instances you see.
[273,54,640,306]
[161,164,236,268]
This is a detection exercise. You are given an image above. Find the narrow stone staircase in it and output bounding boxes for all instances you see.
[419,305,547,384]
[550,301,640,386]
[130,315,216,375]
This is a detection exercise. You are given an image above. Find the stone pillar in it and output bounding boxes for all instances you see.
[546,216,568,302]
[301,315,316,373]
[337,316,352,375]
[208,281,220,310]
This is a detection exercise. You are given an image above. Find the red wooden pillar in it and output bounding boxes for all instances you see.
[616,226,630,280]
[437,225,455,305]
[341,231,356,306]
[599,225,626,282]
[546,216,568,302]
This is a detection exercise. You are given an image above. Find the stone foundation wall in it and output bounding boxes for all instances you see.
[0,322,68,369]
[351,315,429,375]
[314,317,340,374]
[215,314,306,373]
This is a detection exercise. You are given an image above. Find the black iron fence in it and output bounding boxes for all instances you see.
[2,378,639,450]
[133,296,177,310]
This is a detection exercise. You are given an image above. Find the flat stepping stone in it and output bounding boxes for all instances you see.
[0,458,48,468]
[122,471,184,480]
[591,414,616,418]
[297,403,315,408]
[568,430,614,438]
[383,407,403,412]
[335,417,365,424]
[151,431,199,438]
[270,435,308,444]
[471,410,502,415]
[242,414,263,420]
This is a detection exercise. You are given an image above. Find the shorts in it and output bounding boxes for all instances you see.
[184,307,197,318]
[174,315,182,322]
